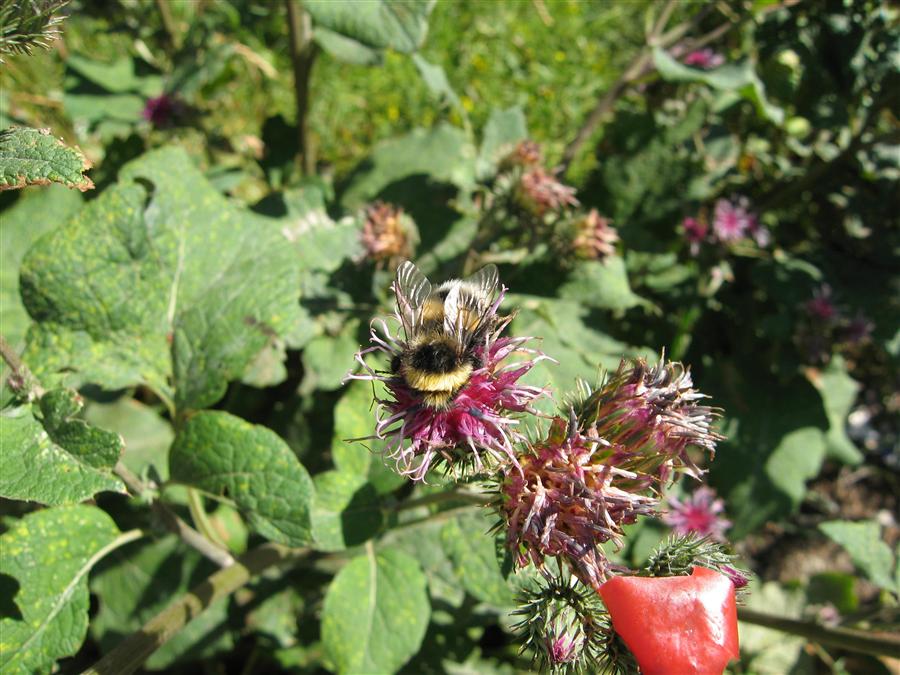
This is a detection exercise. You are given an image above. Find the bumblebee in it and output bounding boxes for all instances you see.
[392,261,500,409]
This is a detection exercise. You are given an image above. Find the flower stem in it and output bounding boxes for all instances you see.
[737,608,900,658]
[392,489,491,513]
[81,542,306,675]
[0,334,44,399]
[114,465,235,568]
[285,0,317,176]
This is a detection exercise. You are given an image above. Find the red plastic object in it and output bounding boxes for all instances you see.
[599,566,739,675]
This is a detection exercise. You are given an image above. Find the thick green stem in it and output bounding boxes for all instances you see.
[285,0,317,176]
[738,608,900,658]
[81,543,306,675]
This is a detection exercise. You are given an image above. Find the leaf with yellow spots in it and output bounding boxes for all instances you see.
[0,505,135,674]
[169,410,315,546]
[321,546,430,674]
[0,388,125,506]
[19,146,303,411]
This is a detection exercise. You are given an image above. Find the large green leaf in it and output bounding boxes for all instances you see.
[441,511,515,607]
[20,146,302,411]
[0,391,124,505]
[0,505,125,674]
[305,0,436,53]
[341,124,475,209]
[90,535,233,670]
[331,379,407,494]
[819,520,897,593]
[0,127,93,191]
[0,185,81,401]
[806,357,863,465]
[169,411,315,546]
[321,546,430,674]
[476,105,527,179]
[311,470,383,551]
[558,258,648,311]
[710,370,829,538]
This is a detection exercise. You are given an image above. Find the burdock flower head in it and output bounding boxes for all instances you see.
[568,209,619,261]
[500,417,657,590]
[499,139,544,171]
[345,261,551,481]
[572,357,722,483]
[512,573,615,673]
[515,167,579,218]
[359,201,418,265]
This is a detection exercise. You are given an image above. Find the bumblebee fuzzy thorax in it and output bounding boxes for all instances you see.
[397,333,475,409]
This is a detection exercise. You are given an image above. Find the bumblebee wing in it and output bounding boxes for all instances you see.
[465,263,499,300]
[394,260,432,338]
[443,264,500,346]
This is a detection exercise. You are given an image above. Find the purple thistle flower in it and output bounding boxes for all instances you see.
[358,201,418,265]
[805,285,838,323]
[500,139,544,171]
[516,167,579,218]
[501,417,657,590]
[142,94,182,129]
[681,216,708,256]
[346,285,551,482]
[712,198,757,243]
[662,486,731,542]
[570,209,619,261]
[573,357,723,483]
[683,48,725,69]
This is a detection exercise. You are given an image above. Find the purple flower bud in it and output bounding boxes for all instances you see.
[142,94,182,129]
[358,201,418,264]
[570,209,619,261]
[515,168,579,217]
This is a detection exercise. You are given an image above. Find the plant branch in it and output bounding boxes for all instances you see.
[114,464,235,569]
[285,0,317,176]
[738,608,900,658]
[392,489,492,513]
[81,542,306,675]
[0,334,45,399]
[187,486,229,550]
[559,5,733,177]
[154,0,180,52]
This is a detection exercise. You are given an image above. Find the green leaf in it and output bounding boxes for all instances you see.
[20,146,302,411]
[0,395,125,505]
[311,470,383,551]
[341,124,475,209]
[0,184,81,402]
[84,398,173,481]
[169,410,315,546]
[0,127,93,191]
[807,357,863,465]
[558,258,647,311]
[301,319,361,392]
[65,54,160,95]
[740,580,809,674]
[711,371,829,538]
[331,380,406,494]
[477,105,527,179]
[764,426,827,507]
[412,54,462,113]
[652,47,784,124]
[441,511,515,607]
[90,535,233,670]
[37,388,122,469]
[819,520,897,593]
[305,0,436,53]
[322,546,430,674]
[0,505,125,674]
[314,27,383,65]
